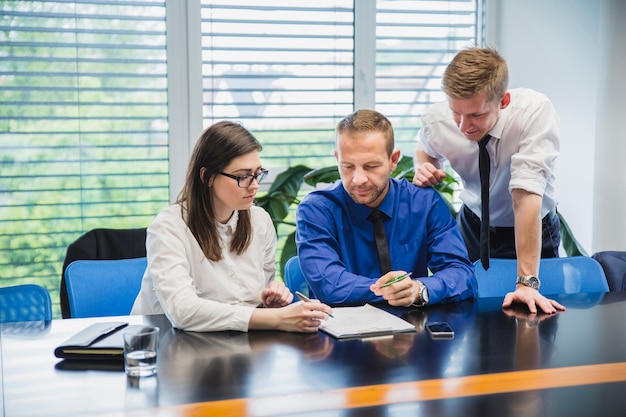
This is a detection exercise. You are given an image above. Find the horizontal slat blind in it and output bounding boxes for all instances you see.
[0,0,169,316]
[200,0,355,170]
[376,0,480,155]
[1,0,481,317]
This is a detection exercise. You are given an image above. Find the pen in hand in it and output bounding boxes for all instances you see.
[295,291,334,318]
[381,271,413,288]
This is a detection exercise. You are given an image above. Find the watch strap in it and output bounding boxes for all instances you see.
[516,275,541,290]
[411,280,429,307]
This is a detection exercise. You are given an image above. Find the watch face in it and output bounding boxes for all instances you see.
[518,275,540,289]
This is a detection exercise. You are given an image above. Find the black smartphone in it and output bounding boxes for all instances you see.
[426,321,454,339]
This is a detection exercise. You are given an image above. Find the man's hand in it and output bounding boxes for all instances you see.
[502,285,566,314]
[413,162,447,187]
[370,271,417,307]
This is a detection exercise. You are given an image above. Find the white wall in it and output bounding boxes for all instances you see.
[488,0,625,253]
[592,0,626,252]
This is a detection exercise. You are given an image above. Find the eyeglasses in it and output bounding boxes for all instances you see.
[219,169,269,188]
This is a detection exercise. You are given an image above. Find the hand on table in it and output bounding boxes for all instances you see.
[502,285,566,314]
[370,271,416,307]
[277,299,334,333]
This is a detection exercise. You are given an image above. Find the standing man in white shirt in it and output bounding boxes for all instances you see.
[413,46,565,315]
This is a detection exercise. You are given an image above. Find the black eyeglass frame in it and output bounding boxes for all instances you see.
[219,169,269,188]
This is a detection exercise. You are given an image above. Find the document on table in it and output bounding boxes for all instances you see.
[319,304,415,339]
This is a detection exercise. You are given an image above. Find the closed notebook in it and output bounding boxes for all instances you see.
[54,322,128,360]
[319,304,415,339]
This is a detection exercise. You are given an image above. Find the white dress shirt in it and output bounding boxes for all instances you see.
[417,88,560,227]
[131,204,277,332]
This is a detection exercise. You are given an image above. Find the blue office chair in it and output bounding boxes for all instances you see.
[64,257,147,318]
[474,256,609,298]
[283,256,309,299]
[0,284,53,323]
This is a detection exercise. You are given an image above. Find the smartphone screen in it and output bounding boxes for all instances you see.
[426,321,454,339]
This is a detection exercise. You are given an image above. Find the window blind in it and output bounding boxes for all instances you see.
[1,0,481,318]
[376,0,481,155]
[200,0,355,170]
[0,0,169,316]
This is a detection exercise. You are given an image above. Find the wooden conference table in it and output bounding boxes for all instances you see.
[2,292,626,417]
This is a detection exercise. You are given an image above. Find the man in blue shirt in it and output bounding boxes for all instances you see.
[295,109,476,307]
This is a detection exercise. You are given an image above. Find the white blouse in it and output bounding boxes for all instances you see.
[131,204,277,332]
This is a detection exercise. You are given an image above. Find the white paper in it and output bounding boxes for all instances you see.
[319,304,415,339]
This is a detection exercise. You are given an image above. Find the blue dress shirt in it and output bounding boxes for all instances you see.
[295,178,477,306]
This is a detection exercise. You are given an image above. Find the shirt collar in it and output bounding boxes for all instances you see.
[489,106,509,141]
[216,210,239,235]
[342,179,397,224]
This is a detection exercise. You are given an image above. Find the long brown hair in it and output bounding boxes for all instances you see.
[176,121,263,261]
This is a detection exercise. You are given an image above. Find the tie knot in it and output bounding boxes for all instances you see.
[478,134,491,149]
[368,209,385,222]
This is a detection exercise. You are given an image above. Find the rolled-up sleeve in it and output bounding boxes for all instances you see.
[509,99,560,196]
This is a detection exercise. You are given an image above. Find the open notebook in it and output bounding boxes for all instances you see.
[320,304,415,339]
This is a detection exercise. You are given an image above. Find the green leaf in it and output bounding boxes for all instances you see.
[391,155,415,181]
[279,231,297,279]
[304,165,340,187]
[256,165,311,230]
[558,211,588,256]
[267,164,311,197]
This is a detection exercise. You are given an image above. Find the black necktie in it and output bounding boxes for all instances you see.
[368,209,392,274]
[478,134,492,270]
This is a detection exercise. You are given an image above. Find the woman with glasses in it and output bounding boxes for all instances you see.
[131,121,332,332]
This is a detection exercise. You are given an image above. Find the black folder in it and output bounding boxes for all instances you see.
[54,322,128,360]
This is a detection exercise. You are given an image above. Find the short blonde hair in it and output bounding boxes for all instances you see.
[336,109,394,156]
[442,47,509,103]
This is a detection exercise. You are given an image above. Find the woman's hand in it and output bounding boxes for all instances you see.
[277,300,334,333]
[250,296,333,333]
[261,281,293,308]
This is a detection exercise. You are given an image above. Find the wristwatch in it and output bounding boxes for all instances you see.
[516,275,541,290]
[411,280,429,307]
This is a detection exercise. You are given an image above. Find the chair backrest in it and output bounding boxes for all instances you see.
[283,256,308,299]
[60,227,147,318]
[64,257,147,318]
[592,251,626,292]
[474,256,609,298]
[0,284,52,323]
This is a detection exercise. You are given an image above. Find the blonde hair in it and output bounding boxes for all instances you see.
[442,47,509,102]
[336,109,394,156]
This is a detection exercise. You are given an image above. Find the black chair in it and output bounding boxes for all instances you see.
[592,251,626,292]
[60,228,147,318]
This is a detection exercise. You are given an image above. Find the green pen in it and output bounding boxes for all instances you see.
[381,271,413,288]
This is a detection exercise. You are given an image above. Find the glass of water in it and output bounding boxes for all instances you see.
[123,325,159,377]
